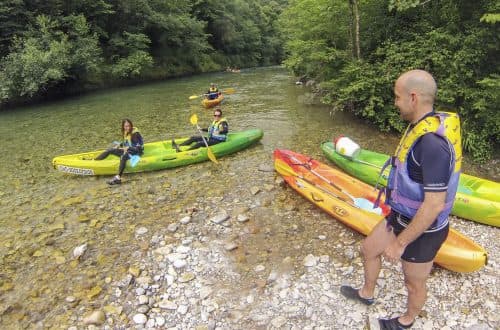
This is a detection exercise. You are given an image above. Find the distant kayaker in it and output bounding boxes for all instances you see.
[206,83,219,100]
[94,118,144,185]
[340,69,461,329]
[172,108,228,151]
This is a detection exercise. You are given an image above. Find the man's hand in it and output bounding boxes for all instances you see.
[383,239,405,264]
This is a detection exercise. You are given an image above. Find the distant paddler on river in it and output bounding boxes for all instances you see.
[94,118,144,185]
[189,86,236,108]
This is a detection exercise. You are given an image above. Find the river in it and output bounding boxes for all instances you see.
[0,66,498,328]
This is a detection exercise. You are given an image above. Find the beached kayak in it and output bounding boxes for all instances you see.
[274,149,487,273]
[53,129,263,176]
[202,94,224,108]
[321,142,500,227]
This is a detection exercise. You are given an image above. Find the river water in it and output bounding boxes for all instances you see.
[0,66,498,327]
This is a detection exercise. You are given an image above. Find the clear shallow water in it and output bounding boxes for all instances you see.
[0,66,497,327]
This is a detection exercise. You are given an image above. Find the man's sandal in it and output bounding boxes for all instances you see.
[340,285,375,305]
[378,317,414,329]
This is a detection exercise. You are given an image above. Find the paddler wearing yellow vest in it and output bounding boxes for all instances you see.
[206,83,220,100]
[172,108,228,152]
[95,118,144,185]
[340,70,461,329]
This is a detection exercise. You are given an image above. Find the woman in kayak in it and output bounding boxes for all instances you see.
[172,108,228,151]
[95,118,144,185]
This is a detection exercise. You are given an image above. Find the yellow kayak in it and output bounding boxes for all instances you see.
[274,149,488,273]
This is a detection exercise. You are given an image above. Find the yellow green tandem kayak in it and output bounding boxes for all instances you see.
[53,129,263,176]
[321,141,500,227]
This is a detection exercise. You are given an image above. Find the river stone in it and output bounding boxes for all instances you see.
[153,246,172,256]
[258,164,274,172]
[179,273,195,283]
[224,242,238,251]
[137,305,150,313]
[159,300,177,310]
[136,227,148,235]
[271,315,287,327]
[167,223,179,232]
[176,245,191,253]
[138,295,149,305]
[72,243,87,259]
[210,212,229,224]
[156,316,166,326]
[133,313,147,324]
[250,187,260,195]
[200,287,212,300]
[254,265,265,272]
[178,304,189,315]
[83,310,105,325]
[303,254,317,267]
[237,214,250,222]
[173,259,187,268]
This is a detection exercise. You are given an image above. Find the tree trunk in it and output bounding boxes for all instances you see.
[349,0,361,60]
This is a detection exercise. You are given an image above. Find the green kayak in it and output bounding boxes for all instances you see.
[321,141,500,227]
[53,129,264,176]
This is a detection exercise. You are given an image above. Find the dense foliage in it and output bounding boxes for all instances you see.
[0,0,286,106]
[280,0,499,161]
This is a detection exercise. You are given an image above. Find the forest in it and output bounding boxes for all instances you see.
[0,0,498,160]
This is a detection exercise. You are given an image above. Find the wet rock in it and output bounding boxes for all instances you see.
[136,227,148,235]
[210,212,229,224]
[250,187,260,195]
[83,310,105,325]
[133,313,147,324]
[303,254,317,267]
[236,214,250,223]
[72,243,87,259]
[167,223,179,232]
[258,164,274,172]
[254,265,265,272]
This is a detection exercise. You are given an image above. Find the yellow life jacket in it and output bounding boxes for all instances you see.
[382,111,462,230]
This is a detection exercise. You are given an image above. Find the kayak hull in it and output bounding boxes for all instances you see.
[274,149,487,273]
[53,129,263,176]
[321,142,500,227]
[202,94,224,108]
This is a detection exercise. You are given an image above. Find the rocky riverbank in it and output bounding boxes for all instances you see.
[56,171,498,330]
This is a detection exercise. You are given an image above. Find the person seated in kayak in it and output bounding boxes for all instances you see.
[172,109,228,152]
[94,118,144,185]
[206,83,219,100]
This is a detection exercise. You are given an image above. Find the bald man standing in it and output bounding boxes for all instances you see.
[340,70,462,329]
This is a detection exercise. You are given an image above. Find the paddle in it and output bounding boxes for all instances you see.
[129,154,141,167]
[188,88,236,100]
[189,114,219,164]
[112,141,141,167]
[284,155,382,214]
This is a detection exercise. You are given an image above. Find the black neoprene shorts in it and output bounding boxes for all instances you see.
[386,212,449,263]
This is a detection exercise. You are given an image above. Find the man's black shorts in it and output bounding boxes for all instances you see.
[386,212,449,263]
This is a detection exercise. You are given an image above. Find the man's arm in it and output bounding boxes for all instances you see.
[383,191,445,262]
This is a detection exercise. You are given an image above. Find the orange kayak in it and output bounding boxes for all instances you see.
[202,93,224,108]
[273,149,487,273]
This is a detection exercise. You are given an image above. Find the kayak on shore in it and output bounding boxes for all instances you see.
[53,129,263,176]
[320,141,500,227]
[274,148,488,273]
